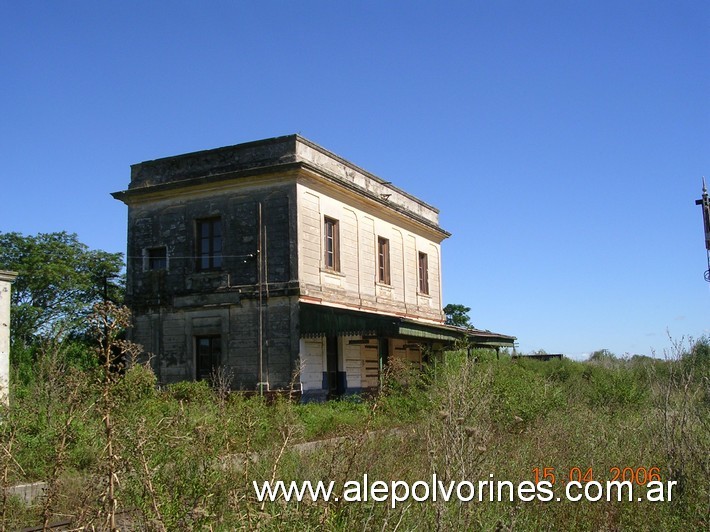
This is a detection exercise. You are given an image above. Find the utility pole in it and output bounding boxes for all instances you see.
[695,177,710,282]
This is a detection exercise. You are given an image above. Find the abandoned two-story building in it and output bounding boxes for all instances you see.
[112,135,514,400]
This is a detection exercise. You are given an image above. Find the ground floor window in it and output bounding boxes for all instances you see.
[195,335,221,381]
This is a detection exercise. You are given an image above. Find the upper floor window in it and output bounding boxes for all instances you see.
[418,252,429,295]
[377,237,390,284]
[324,216,340,271]
[196,217,222,271]
[146,246,167,271]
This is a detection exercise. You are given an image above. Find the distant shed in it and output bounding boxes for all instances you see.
[512,353,563,362]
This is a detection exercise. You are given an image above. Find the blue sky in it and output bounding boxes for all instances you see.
[2,1,708,358]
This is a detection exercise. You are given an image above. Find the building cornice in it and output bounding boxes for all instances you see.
[112,165,300,204]
[296,162,450,239]
[113,160,451,239]
[115,134,449,236]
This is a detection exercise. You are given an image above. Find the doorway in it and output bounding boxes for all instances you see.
[326,336,343,398]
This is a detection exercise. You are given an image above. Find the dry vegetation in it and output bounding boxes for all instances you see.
[0,305,708,530]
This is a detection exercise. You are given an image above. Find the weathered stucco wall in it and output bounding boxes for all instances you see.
[125,181,297,308]
[296,179,444,322]
[295,139,441,227]
[0,271,17,404]
[134,297,299,389]
[123,179,300,389]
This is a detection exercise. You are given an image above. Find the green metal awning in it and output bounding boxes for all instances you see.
[466,337,516,347]
[398,319,464,342]
[464,329,517,348]
[298,303,516,347]
[299,303,464,342]
[299,303,400,338]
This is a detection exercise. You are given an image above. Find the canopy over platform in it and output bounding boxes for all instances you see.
[298,302,515,348]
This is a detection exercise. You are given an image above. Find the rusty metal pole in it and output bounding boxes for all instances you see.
[258,202,264,396]
[694,177,710,283]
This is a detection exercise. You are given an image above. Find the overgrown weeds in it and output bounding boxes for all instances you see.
[650,336,710,526]
[0,324,708,529]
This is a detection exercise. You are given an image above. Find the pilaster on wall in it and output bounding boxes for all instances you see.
[0,271,18,406]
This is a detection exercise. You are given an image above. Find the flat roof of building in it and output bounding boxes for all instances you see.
[115,134,448,237]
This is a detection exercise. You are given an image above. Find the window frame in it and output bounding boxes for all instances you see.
[145,246,167,271]
[377,236,391,285]
[196,217,223,271]
[418,251,429,295]
[323,216,340,272]
[195,334,222,381]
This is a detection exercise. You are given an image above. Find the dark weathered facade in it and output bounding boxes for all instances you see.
[113,135,514,399]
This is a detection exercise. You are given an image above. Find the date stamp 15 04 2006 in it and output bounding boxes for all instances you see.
[532,466,677,502]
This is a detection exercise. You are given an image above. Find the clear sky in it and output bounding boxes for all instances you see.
[2,1,708,358]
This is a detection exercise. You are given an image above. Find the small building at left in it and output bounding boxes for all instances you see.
[0,270,18,405]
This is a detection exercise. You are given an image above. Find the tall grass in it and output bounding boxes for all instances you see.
[0,330,708,530]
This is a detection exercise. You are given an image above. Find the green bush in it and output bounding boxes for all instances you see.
[490,360,565,426]
[166,379,214,403]
[114,363,157,404]
[296,398,372,439]
[584,365,647,410]
[532,357,583,383]
[60,339,99,370]
[682,336,710,374]
[378,386,428,424]
[9,343,37,388]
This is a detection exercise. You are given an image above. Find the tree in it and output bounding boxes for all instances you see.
[443,303,473,328]
[0,231,124,346]
[588,349,615,362]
